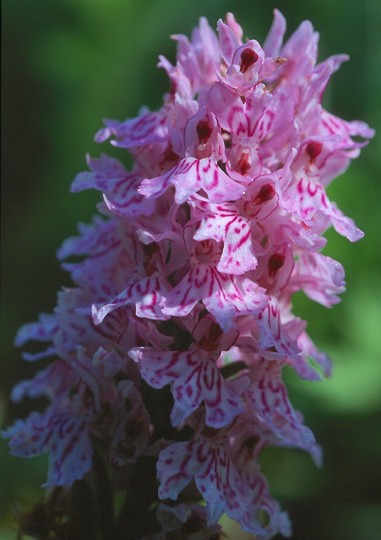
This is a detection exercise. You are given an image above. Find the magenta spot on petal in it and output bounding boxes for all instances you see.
[236,153,251,176]
[240,48,259,73]
[199,323,222,351]
[255,184,276,204]
[268,253,285,278]
[306,141,323,162]
[307,182,318,196]
[196,119,213,144]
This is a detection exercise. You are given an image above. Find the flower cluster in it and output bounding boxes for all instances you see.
[3,10,373,539]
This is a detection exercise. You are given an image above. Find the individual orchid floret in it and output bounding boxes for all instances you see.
[157,428,291,538]
[184,106,226,161]
[129,315,248,428]
[222,40,267,93]
[2,386,94,488]
[162,236,269,331]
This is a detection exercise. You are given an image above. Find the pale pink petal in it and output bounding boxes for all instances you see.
[15,313,58,348]
[97,112,167,149]
[92,273,168,324]
[217,19,241,65]
[225,13,243,42]
[140,157,244,204]
[291,252,345,307]
[283,177,364,241]
[11,361,75,403]
[245,361,316,451]
[256,298,300,362]
[263,9,286,57]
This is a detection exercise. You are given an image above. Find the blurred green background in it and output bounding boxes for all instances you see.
[1,0,380,538]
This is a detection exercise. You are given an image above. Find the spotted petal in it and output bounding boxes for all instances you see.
[194,201,258,275]
[94,111,167,148]
[163,264,268,331]
[72,154,154,218]
[256,298,300,362]
[92,273,169,324]
[157,437,246,525]
[245,360,315,451]
[139,157,245,203]
[2,405,93,487]
[130,346,247,428]
[283,177,363,241]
